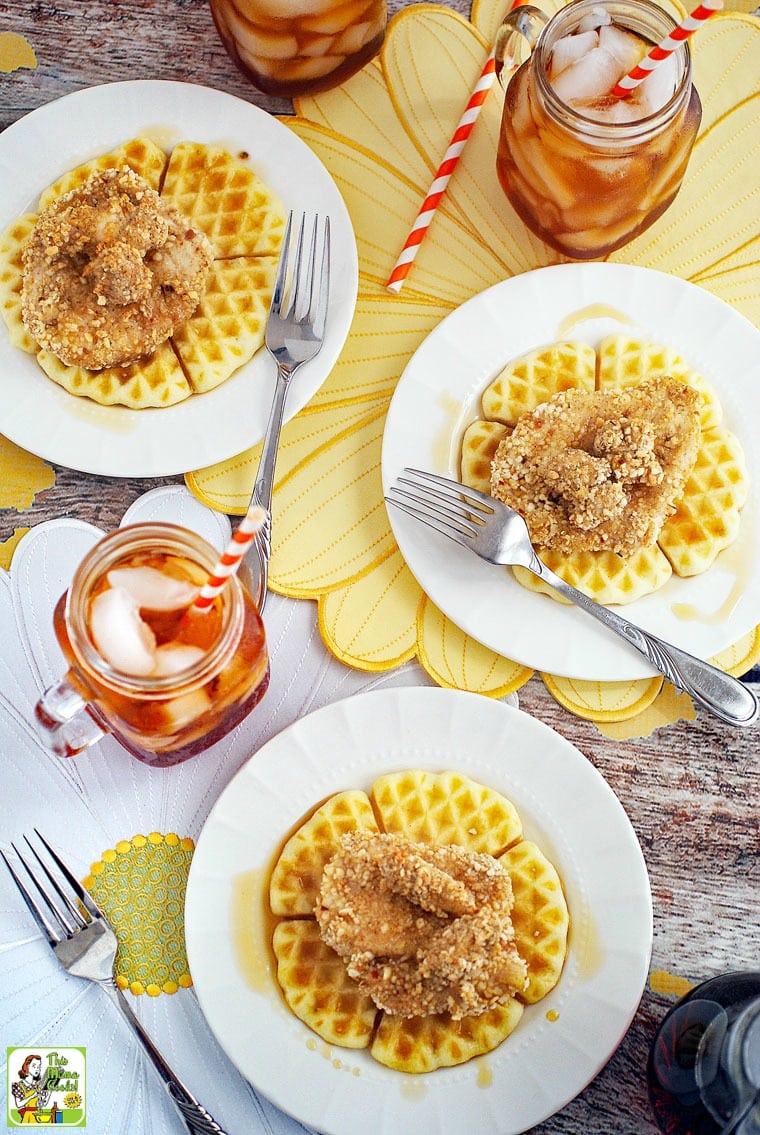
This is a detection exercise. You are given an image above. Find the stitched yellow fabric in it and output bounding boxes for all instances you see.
[186,1,760,733]
[83,832,194,996]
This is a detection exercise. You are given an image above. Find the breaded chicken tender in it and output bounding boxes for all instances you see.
[21,167,212,370]
[490,375,701,556]
[315,830,528,1019]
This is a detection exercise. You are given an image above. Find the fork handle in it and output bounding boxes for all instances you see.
[247,360,297,612]
[104,983,229,1135]
[533,561,758,728]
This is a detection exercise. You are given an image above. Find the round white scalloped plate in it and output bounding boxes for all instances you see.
[0,80,357,477]
[185,686,652,1135]
[382,263,760,680]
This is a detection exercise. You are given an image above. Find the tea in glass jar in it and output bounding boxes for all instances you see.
[36,524,269,767]
[494,0,702,258]
[209,0,388,98]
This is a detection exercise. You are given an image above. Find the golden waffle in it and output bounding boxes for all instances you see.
[511,543,673,607]
[498,840,569,1003]
[597,333,722,432]
[37,342,192,408]
[370,999,524,1073]
[269,790,378,916]
[460,419,509,494]
[173,257,278,394]
[161,141,287,259]
[0,214,38,353]
[272,920,378,1048]
[461,335,747,604]
[37,136,167,208]
[0,137,285,409]
[268,771,568,1074]
[481,340,596,425]
[370,769,523,856]
[657,425,749,576]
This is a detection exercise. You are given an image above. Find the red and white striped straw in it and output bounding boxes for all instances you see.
[191,505,268,613]
[386,49,497,294]
[610,0,722,97]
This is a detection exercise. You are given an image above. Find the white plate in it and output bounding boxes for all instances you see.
[185,686,652,1135]
[0,80,357,477]
[382,263,760,681]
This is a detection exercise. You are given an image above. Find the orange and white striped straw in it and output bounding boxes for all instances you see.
[191,505,268,613]
[386,49,497,294]
[610,0,722,97]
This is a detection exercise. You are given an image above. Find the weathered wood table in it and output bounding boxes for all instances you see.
[0,3,757,1133]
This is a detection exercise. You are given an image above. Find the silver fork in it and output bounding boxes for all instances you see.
[246,210,330,612]
[2,831,228,1135]
[386,468,759,728]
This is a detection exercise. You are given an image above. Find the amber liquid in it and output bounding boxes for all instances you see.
[496,38,701,259]
[53,550,269,767]
[647,971,760,1134]
[209,0,387,98]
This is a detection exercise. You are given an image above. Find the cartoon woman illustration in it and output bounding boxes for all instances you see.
[10,1053,51,1123]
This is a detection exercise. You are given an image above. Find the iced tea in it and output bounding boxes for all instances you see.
[36,524,269,767]
[209,0,387,98]
[495,0,702,258]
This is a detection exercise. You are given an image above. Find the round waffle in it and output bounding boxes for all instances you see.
[461,336,748,605]
[268,770,569,1074]
[0,137,286,408]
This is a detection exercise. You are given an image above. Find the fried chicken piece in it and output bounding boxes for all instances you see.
[315,831,527,1019]
[22,167,213,370]
[490,376,701,556]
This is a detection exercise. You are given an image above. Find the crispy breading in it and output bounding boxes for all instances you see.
[315,830,527,1019]
[21,167,212,370]
[490,375,700,555]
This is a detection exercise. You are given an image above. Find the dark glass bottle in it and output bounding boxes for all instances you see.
[648,970,760,1135]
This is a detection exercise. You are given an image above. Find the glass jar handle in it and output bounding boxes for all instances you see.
[35,677,108,757]
[494,5,549,88]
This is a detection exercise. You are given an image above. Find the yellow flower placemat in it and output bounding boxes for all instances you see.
[183,0,760,734]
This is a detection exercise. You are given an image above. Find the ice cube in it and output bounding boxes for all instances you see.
[551,45,621,104]
[159,689,213,732]
[106,566,199,611]
[577,7,612,32]
[549,30,599,80]
[598,24,644,73]
[154,643,206,677]
[638,55,678,115]
[89,586,157,677]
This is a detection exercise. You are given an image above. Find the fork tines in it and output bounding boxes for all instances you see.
[385,467,493,540]
[271,211,330,332]
[1,830,97,944]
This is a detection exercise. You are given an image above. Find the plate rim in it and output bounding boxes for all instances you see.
[381,261,760,681]
[185,685,653,1135]
[0,79,358,477]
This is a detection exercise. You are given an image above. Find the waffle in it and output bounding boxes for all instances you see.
[269,790,378,916]
[0,137,285,408]
[0,214,38,353]
[498,840,569,1003]
[272,919,378,1048]
[37,341,192,408]
[597,333,722,432]
[460,336,747,605]
[267,770,568,1073]
[511,543,673,606]
[160,141,287,259]
[172,257,279,394]
[370,999,524,1073]
[481,340,596,425]
[657,425,749,576]
[371,769,523,856]
[460,419,509,494]
[37,136,167,208]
